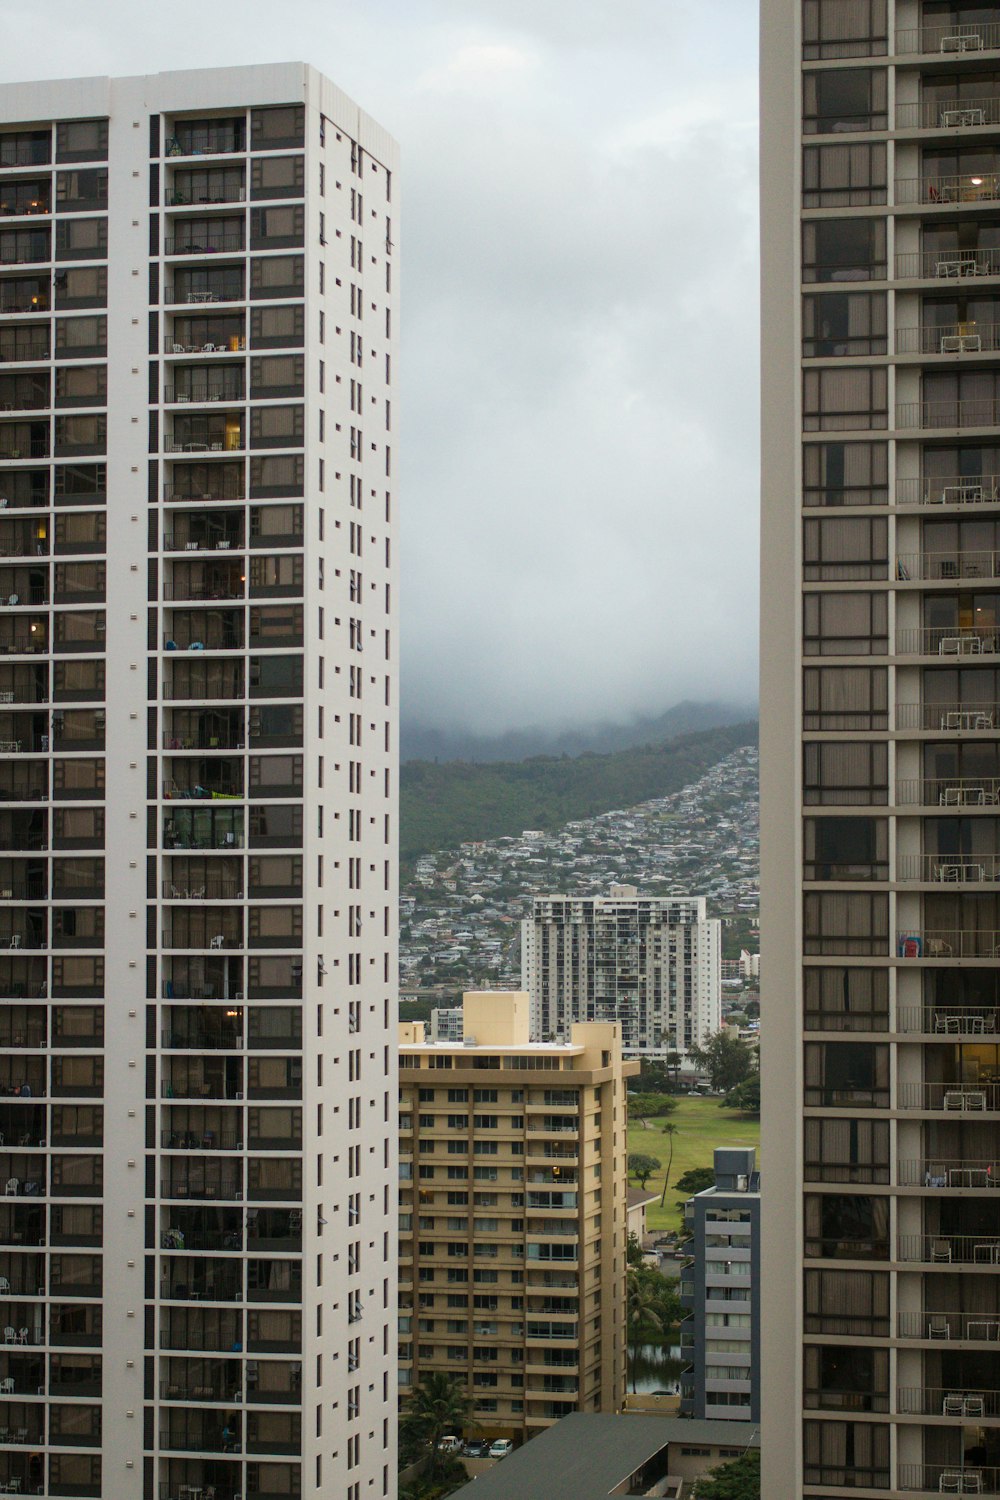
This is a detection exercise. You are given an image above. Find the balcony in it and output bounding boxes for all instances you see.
[900,1310,1000,1342]
[165,377,245,405]
[0,330,49,364]
[898,96,1000,132]
[899,1157,1000,1188]
[165,232,245,258]
[898,550,1000,581]
[898,1465,1000,1495]
[897,929,1000,959]
[898,1005,1000,1036]
[164,282,244,309]
[897,627,1000,657]
[900,1384,1000,1419]
[898,777,1000,805]
[898,854,1000,883]
[897,703,998,731]
[898,399,1000,431]
[897,173,1000,207]
[896,21,1000,54]
[899,1081,1000,1112]
[897,323,1000,357]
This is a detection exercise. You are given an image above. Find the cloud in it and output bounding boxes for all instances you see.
[0,0,762,736]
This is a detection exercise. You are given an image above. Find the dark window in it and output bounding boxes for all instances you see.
[803,142,887,207]
[803,1420,889,1489]
[805,1040,889,1107]
[802,68,887,132]
[804,817,888,881]
[803,292,887,357]
[804,1193,889,1259]
[803,892,889,955]
[804,1269,890,1335]
[804,1344,889,1411]
[803,442,888,506]
[803,516,888,580]
[803,0,888,58]
[802,217,886,282]
[803,967,889,1031]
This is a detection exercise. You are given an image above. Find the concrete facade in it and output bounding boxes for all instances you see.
[398,991,639,1443]
[0,64,398,1500]
[521,884,721,1060]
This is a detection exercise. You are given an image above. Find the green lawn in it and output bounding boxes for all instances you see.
[627,1097,760,1234]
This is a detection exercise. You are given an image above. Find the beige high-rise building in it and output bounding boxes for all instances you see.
[762,3,1000,1495]
[0,64,399,1500]
[398,991,638,1443]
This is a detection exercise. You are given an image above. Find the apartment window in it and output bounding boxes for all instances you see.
[802,217,886,283]
[803,591,888,655]
[55,217,107,259]
[804,1269,889,1336]
[803,516,887,581]
[802,68,887,132]
[803,892,888,955]
[251,204,305,248]
[250,254,304,299]
[804,1193,889,1260]
[803,740,888,804]
[804,1040,889,1109]
[56,169,108,210]
[803,142,886,207]
[802,0,888,59]
[251,154,305,199]
[55,315,107,357]
[804,1117,890,1183]
[803,1420,889,1488]
[803,967,889,1032]
[250,105,305,149]
[802,367,887,431]
[804,1344,888,1412]
[802,441,888,506]
[803,667,888,731]
[802,292,886,358]
[251,303,304,348]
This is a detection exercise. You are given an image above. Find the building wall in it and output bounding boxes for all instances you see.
[0,63,397,1500]
[762,4,1000,1493]
[398,994,638,1441]
[523,892,721,1059]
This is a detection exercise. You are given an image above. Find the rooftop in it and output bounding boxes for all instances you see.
[449,1413,760,1500]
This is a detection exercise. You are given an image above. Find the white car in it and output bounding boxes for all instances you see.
[489,1439,514,1459]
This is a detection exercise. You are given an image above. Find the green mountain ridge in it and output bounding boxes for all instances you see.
[400,721,759,867]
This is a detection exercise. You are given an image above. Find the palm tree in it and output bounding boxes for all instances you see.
[659,1122,679,1207]
[400,1371,476,1480]
[626,1268,664,1393]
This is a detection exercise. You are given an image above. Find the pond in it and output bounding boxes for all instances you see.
[630,1341,686,1394]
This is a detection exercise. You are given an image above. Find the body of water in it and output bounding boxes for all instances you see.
[630,1342,685,1394]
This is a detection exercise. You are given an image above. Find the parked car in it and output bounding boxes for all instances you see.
[462,1439,489,1458]
[489,1439,514,1459]
[437,1436,462,1453]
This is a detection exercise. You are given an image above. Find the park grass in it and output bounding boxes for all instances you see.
[627,1096,760,1234]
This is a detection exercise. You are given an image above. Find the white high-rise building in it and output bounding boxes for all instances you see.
[521,885,720,1059]
[0,64,398,1500]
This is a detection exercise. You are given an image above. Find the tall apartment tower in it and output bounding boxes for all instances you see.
[762,4,1000,1494]
[679,1147,760,1425]
[522,885,720,1059]
[398,991,638,1444]
[0,65,399,1500]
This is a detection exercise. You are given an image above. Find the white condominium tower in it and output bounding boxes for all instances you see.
[521,885,720,1059]
[762,2,1000,1495]
[0,65,399,1500]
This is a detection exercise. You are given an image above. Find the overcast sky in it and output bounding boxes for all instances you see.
[1,0,761,735]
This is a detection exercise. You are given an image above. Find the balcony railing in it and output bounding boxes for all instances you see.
[896,21,1000,54]
[164,336,246,355]
[897,96,1000,130]
[899,1232,1000,1264]
[164,235,245,256]
[897,627,1000,657]
[899,1157,1000,1187]
[898,1005,1000,1035]
[898,1464,1000,1495]
[896,248,1000,280]
[900,1309,1000,1342]
[898,854,1000,883]
[897,777,1000,805]
[896,703,998,731]
[164,287,244,307]
[897,322,1000,355]
[897,474,1000,506]
[897,929,1000,959]
[165,383,245,405]
[897,172,1000,206]
[900,1384,1000,1418]
[899,1080,1000,1111]
[897,549,1000,580]
[897,398,1000,429]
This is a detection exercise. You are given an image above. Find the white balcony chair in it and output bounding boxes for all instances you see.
[209,934,225,949]
[2,1327,15,1343]
[4,1179,18,1196]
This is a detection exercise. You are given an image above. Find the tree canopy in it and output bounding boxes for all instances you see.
[690,1029,756,1093]
[628,1152,662,1188]
[723,1073,760,1115]
[674,1166,716,1196]
[693,1449,760,1499]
